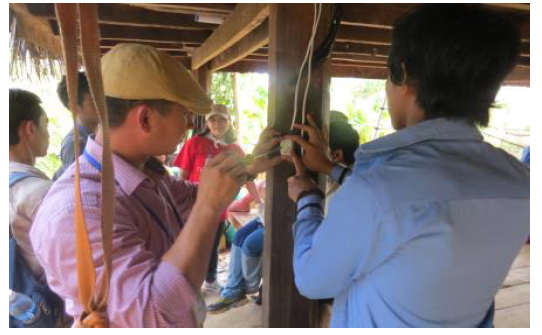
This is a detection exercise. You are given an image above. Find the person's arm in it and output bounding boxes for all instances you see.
[287,151,400,299]
[163,151,247,289]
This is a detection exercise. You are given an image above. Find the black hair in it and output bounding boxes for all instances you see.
[57,72,91,110]
[105,97,175,128]
[330,110,349,123]
[9,89,45,146]
[388,4,520,126]
[329,120,360,166]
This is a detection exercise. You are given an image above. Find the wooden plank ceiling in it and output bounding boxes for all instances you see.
[24,3,530,84]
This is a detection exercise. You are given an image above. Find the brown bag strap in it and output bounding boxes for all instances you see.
[55,3,114,328]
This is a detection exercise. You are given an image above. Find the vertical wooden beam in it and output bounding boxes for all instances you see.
[192,66,213,133]
[263,3,332,328]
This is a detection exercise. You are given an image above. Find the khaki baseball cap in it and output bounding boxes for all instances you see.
[205,104,231,121]
[101,43,212,114]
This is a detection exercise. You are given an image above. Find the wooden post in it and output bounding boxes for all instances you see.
[192,65,213,134]
[263,3,332,328]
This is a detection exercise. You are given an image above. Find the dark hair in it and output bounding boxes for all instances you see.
[198,126,237,144]
[329,121,360,166]
[330,110,349,123]
[57,72,91,110]
[105,97,174,128]
[9,89,45,145]
[388,4,520,126]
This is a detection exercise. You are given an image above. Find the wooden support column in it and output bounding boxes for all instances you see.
[263,3,332,328]
[192,66,212,134]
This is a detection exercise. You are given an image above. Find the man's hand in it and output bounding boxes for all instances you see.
[197,151,247,213]
[287,149,320,202]
[284,114,334,176]
[247,126,287,175]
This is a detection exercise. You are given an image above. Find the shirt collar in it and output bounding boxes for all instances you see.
[85,136,148,195]
[9,161,49,180]
[357,118,483,159]
[76,123,92,137]
[205,132,228,147]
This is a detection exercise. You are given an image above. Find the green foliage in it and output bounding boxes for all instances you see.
[211,72,234,112]
[35,113,64,177]
[332,78,391,144]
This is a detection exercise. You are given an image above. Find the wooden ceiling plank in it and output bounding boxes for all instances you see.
[340,3,414,29]
[99,25,212,44]
[128,3,235,16]
[333,42,390,57]
[336,25,392,45]
[209,20,269,71]
[330,64,388,79]
[191,3,269,70]
[27,3,218,31]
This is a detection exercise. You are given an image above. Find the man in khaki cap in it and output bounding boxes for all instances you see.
[30,43,284,327]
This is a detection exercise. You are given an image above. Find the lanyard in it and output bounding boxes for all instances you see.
[83,150,183,243]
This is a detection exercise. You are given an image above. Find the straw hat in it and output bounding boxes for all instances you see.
[101,43,212,114]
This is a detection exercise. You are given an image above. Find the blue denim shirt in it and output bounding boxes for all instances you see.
[293,118,530,327]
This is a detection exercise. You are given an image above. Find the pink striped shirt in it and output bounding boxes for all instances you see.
[30,137,199,327]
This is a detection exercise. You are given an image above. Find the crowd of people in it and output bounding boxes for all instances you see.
[9,3,529,328]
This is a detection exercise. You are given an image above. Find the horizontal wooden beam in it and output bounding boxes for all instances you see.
[218,59,268,73]
[209,20,269,71]
[26,3,218,30]
[486,3,530,11]
[99,25,212,44]
[101,47,188,57]
[332,60,387,69]
[192,3,269,70]
[520,43,529,57]
[333,42,390,57]
[332,53,387,65]
[340,3,530,42]
[503,65,530,87]
[128,3,235,16]
[99,40,186,51]
[330,64,388,80]
[340,3,415,29]
[336,25,392,45]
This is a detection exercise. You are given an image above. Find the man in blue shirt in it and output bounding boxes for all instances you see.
[286,4,529,327]
[52,72,98,180]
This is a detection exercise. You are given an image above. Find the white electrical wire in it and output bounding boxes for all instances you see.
[291,3,323,132]
[301,3,322,126]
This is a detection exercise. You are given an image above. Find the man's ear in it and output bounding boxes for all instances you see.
[331,149,344,165]
[399,63,417,97]
[135,105,152,133]
[21,120,35,140]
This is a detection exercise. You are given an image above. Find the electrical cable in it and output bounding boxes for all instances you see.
[291,3,322,132]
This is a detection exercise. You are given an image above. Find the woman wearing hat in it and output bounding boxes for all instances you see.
[174,104,260,293]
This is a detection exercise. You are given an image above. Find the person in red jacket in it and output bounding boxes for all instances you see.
[174,104,256,292]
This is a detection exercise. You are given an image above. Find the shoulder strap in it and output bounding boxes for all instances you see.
[9,172,34,188]
[55,3,114,328]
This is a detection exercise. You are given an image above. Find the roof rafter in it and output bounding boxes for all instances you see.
[191,3,269,70]
[209,20,269,71]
